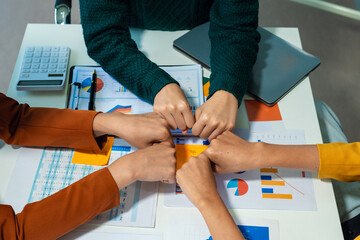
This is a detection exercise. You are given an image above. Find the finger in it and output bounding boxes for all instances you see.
[182,107,195,129]
[199,124,217,140]
[173,110,187,131]
[192,120,205,136]
[195,107,202,121]
[182,128,189,135]
[207,126,226,141]
[162,112,178,130]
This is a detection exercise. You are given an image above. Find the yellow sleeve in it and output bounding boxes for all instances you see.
[354,234,360,240]
[317,142,360,182]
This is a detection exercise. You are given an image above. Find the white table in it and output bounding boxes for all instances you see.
[0,24,343,239]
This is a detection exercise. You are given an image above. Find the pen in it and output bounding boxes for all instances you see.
[88,70,97,110]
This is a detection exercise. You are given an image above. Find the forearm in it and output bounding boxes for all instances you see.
[80,0,176,103]
[198,195,244,240]
[0,93,103,150]
[208,0,260,103]
[258,142,320,172]
[6,168,120,240]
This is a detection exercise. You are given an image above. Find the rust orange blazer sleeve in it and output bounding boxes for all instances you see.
[0,168,120,240]
[0,93,105,151]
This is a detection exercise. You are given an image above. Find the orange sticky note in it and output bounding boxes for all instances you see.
[244,100,282,122]
[203,81,210,98]
[175,144,208,171]
[71,137,114,166]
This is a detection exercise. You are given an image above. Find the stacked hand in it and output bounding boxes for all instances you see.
[154,84,239,140]
[93,111,173,149]
[108,142,177,189]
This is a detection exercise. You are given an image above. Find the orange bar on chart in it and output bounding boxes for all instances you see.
[262,193,293,199]
[260,168,278,173]
[244,100,282,121]
[175,144,208,171]
[261,180,285,186]
[203,81,210,98]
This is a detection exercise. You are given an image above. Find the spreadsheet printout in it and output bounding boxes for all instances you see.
[4,139,158,228]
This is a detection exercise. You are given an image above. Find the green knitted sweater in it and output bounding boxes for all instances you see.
[80,0,260,104]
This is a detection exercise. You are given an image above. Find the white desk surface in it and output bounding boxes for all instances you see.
[0,24,343,239]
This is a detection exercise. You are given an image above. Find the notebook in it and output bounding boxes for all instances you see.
[173,22,321,106]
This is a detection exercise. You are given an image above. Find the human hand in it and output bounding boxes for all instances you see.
[192,90,238,140]
[203,131,262,174]
[92,112,173,148]
[108,142,176,188]
[176,153,220,209]
[153,83,195,134]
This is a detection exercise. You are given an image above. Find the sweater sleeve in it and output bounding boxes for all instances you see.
[79,0,178,104]
[0,168,120,240]
[317,142,360,182]
[0,93,106,151]
[208,0,260,104]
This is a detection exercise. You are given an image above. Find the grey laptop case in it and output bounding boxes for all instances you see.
[173,22,321,106]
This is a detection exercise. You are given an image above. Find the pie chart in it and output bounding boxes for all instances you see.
[227,178,249,196]
[81,77,104,92]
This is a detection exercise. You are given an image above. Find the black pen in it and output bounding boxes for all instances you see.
[88,70,97,110]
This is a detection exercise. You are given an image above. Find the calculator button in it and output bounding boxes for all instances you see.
[60,47,68,52]
[34,51,42,57]
[51,52,59,57]
[58,63,66,68]
[32,58,41,63]
[43,47,51,52]
[31,64,40,68]
[23,64,31,69]
[25,52,33,57]
[26,47,35,52]
[50,58,58,63]
[40,69,48,73]
[31,69,39,73]
[40,63,48,69]
[49,64,57,69]
[51,47,60,52]
[41,58,50,63]
[49,69,56,73]
[34,47,42,51]
[57,69,66,73]
[24,58,32,63]
[22,69,30,73]
[59,52,68,57]
[59,58,67,63]
[42,52,50,57]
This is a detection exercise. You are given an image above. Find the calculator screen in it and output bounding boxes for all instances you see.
[18,80,63,86]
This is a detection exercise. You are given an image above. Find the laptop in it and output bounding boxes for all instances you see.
[173,22,321,106]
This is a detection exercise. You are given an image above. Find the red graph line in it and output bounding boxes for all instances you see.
[274,172,305,196]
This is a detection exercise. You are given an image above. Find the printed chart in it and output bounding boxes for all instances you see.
[68,65,204,114]
[164,130,317,211]
[166,213,279,240]
[4,139,158,228]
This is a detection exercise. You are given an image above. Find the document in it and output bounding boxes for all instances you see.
[164,130,317,211]
[4,139,158,228]
[60,229,163,240]
[165,213,279,240]
[68,65,204,114]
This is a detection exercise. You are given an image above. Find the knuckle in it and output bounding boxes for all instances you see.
[205,146,217,158]
[200,113,210,122]
[211,138,219,147]
[177,102,188,112]
[227,123,235,130]
[158,128,170,139]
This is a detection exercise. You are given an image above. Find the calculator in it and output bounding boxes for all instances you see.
[16,46,71,91]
